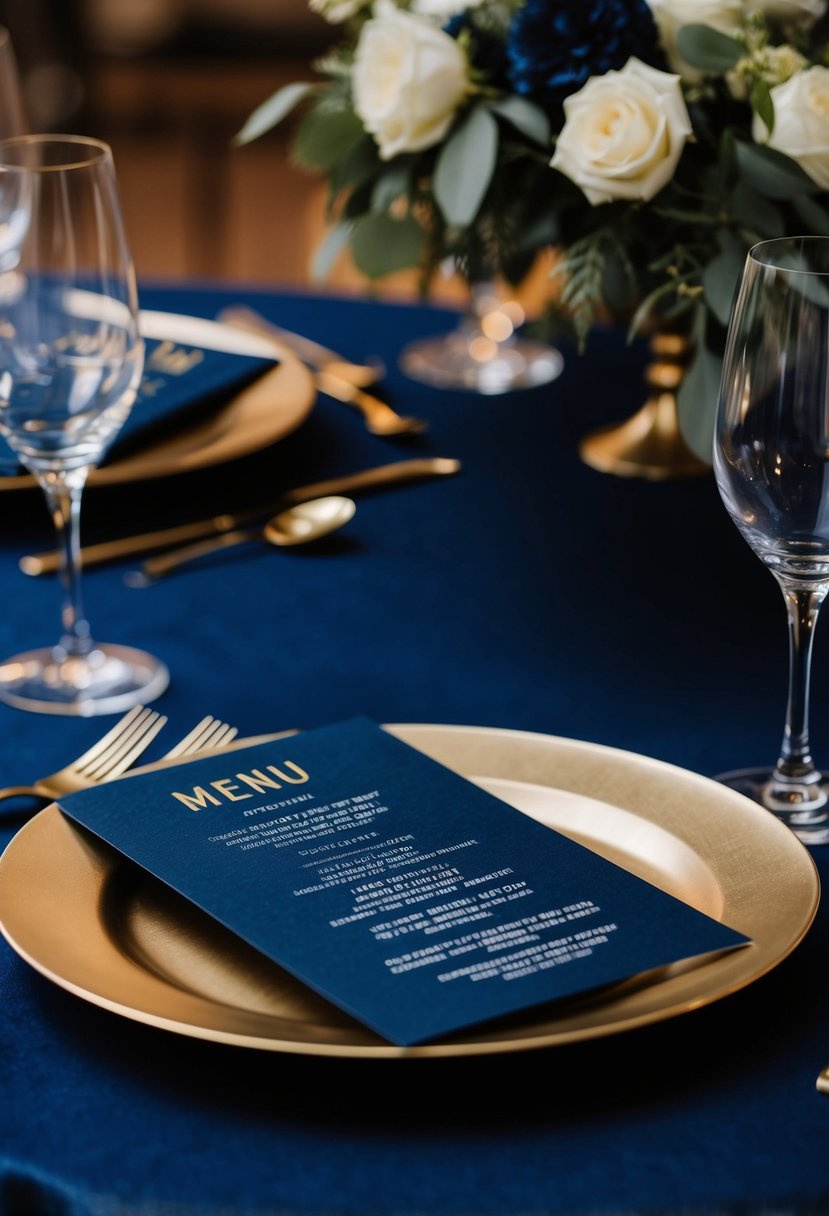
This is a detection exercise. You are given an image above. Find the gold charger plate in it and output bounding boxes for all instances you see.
[0,311,316,492]
[0,724,819,1058]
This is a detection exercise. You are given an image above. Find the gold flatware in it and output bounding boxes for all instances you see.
[216,305,384,388]
[817,1068,829,1094]
[313,368,427,437]
[164,715,239,758]
[0,705,167,803]
[217,305,426,436]
[0,725,817,1057]
[0,711,241,808]
[130,496,357,584]
[20,457,461,576]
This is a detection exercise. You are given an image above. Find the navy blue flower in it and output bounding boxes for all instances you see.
[506,0,664,113]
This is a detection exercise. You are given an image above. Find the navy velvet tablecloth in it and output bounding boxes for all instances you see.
[2,282,829,1216]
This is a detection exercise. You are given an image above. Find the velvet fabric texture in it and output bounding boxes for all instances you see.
[1,284,828,1215]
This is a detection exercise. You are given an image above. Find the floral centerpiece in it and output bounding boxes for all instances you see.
[238,0,829,456]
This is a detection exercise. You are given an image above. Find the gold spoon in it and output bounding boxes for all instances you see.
[127,495,356,584]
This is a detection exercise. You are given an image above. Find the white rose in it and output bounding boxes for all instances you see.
[647,0,743,78]
[309,0,371,23]
[551,58,693,206]
[352,2,469,159]
[411,0,485,18]
[753,65,829,190]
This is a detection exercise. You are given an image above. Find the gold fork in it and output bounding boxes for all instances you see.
[0,709,239,804]
[218,305,427,437]
[0,705,168,803]
[163,715,239,758]
[217,305,384,388]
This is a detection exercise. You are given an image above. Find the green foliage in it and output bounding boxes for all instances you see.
[350,213,426,278]
[488,96,551,147]
[293,104,365,171]
[676,24,743,70]
[677,314,724,463]
[702,231,746,326]
[433,105,499,227]
[311,221,354,283]
[233,82,316,146]
[236,4,829,461]
[751,80,775,135]
[734,140,820,199]
[552,230,614,349]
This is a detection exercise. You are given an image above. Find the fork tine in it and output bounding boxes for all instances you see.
[83,709,166,779]
[194,724,238,754]
[93,713,168,780]
[79,708,160,778]
[69,705,149,770]
[194,721,233,751]
[166,719,239,758]
[163,715,216,759]
[209,725,239,749]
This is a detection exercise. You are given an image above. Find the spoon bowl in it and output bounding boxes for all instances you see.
[128,495,356,584]
[264,495,356,547]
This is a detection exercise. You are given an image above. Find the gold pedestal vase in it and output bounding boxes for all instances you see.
[578,329,710,481]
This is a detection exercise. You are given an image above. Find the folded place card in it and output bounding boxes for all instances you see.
[58,718,749,1046]
[0,338,275,474]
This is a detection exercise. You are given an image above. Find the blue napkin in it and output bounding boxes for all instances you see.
[0,337,276,474]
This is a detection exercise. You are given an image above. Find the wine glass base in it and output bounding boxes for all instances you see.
[399,332,564,395]
[716,766,829,846]
[0,643,169,716]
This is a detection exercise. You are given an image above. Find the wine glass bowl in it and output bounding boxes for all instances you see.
[714,236,829,843]
[0,135,168,715]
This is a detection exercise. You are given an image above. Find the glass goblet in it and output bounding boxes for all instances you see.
[714,235,829,844]
[0,134,169,715]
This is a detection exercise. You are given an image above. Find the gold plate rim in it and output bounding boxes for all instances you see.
[0,724,819,1059]
[0,315,316,493]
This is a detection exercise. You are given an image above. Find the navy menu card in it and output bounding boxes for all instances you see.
[0,338,275,473]
[58,719,749,1045]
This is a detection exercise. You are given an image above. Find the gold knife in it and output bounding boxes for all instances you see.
[20,457,461,576]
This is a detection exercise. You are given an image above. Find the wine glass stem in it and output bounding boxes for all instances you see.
[774,582,827,784]
[38,471,93,658]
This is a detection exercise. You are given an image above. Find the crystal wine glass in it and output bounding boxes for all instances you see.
[714,235,829,844]
[0,134,169,715]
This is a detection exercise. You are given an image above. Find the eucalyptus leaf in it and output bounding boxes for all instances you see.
[294,106,365,171]
[793,194,829,235]
[702,234,745,327]
[734,140,819,199]
[311,222,354,283]
[488,96,551,147]
[433,105,499,227]
[351,212,425,278]
[677,341,723,464]
[329,136,381,199]
[233,82,316,146]
[602,248,637,317]
[751,80,774,136]
[371,161,414,213]
[729,181,785,239]
[628,277,688,340]
[676,23,743,70]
